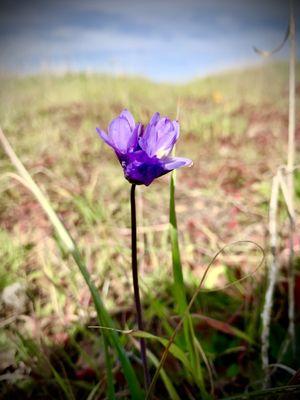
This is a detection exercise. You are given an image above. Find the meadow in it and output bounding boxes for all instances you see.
[0,62,299,399]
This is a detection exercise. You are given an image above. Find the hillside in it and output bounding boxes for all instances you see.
[0,62,299,399]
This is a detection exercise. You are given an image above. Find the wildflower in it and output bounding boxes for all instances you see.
[97,109,192,186]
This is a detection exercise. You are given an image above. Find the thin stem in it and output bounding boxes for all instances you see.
[287,0,296,194]
[261,172,280,387]
[287,0,296,355]
[130,184,150,390]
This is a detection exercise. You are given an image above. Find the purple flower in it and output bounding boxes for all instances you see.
[97,109,192,186]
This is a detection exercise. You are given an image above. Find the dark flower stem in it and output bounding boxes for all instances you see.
[130,184,150,390]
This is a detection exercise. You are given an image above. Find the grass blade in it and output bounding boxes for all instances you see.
[86,381,102,400]
[72,249,143,399]
[220,385,300,399]
[50,366,75,400]
[0,127,143,400]
[103,335,115,400]
[169,171,207,394]
[131,337,181,400]
[146,241,265,399]
[131,330,192,375]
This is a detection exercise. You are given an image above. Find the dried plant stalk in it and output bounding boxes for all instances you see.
[261,173,280,387]
[259,2,297,383]
[0,127,75,252]
[286,1,296,353]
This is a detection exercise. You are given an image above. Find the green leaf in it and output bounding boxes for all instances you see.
[72,249,143,400]
[169,171,207,394]
[50,366,75,400]
[146,348,181,400]
[0,130,143,400]
[131,330,192,374]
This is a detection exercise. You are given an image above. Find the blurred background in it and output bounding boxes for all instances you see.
[0,1,299,399]
[0,0,299,81]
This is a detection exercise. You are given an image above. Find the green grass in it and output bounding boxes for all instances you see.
[0,62,299,399]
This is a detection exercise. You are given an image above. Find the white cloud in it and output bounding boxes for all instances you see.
[0,0,293,80]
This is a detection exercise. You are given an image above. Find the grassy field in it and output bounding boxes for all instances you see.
[0,62,299,399]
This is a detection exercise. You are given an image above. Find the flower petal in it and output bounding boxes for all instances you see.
[140,115,179,158]
[139,123,157,157]
[108,114,135,153]
[161,156,193,171]
[120,109,135,131]
[123,151,166,186]
[96,127,115,149]
[96,110,192,186]
[155,117,173,138]
[155,128,178,157]
[149,112,160,125]
[130,122,142,149]
[138,112,162,156]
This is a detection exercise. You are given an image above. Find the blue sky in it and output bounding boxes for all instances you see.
[0,0,298,82]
